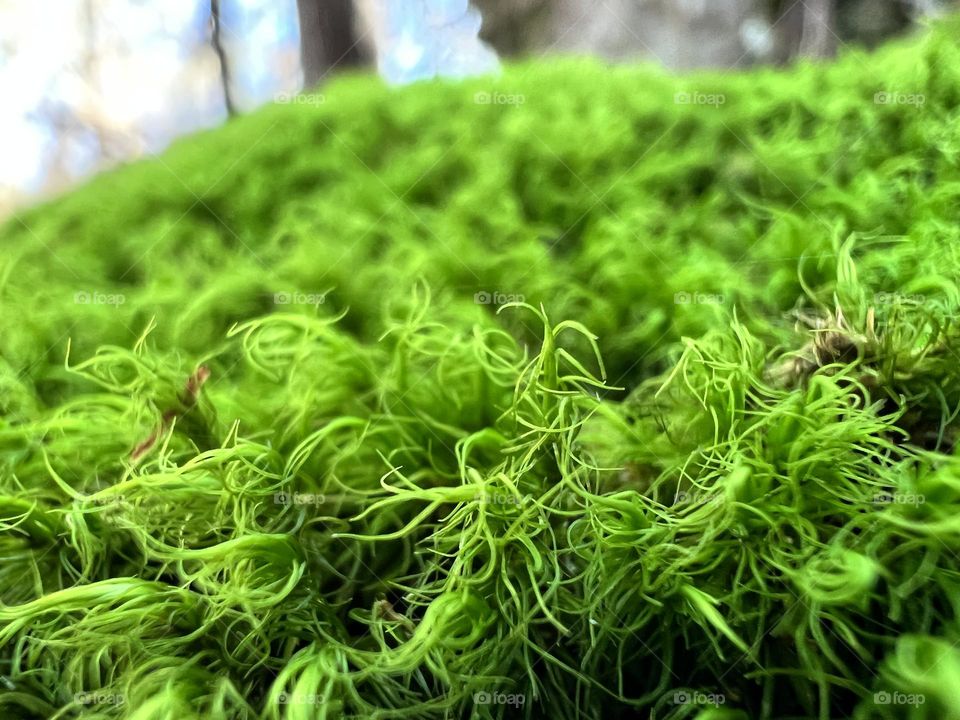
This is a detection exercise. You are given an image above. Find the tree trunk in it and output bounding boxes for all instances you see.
[210,0,236,116]
[296,0,365,89]
[798,0,836,58]
[776,0,836,61]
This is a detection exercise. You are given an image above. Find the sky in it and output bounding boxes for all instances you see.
[0,0,301,207]
[0,0,499,214]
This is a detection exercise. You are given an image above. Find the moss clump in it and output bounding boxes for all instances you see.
[2,16,960,720]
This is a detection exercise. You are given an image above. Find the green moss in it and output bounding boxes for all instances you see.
[2,16,960,720]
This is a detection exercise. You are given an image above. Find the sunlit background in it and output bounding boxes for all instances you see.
[1,0,953,217]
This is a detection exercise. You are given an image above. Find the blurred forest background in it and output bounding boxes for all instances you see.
[0,0,954,218]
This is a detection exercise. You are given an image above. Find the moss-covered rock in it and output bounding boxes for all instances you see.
[2,16,960,720]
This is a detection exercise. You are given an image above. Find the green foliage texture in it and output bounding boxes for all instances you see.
[2,16,960,720]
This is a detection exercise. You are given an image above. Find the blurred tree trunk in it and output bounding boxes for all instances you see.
[798,0,836,57]
[776,0,836,60]
[473,0,761,69]
[296,0,365,88]
[210,0,236,116]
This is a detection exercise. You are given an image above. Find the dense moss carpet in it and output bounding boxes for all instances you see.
[2,16,960,720]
